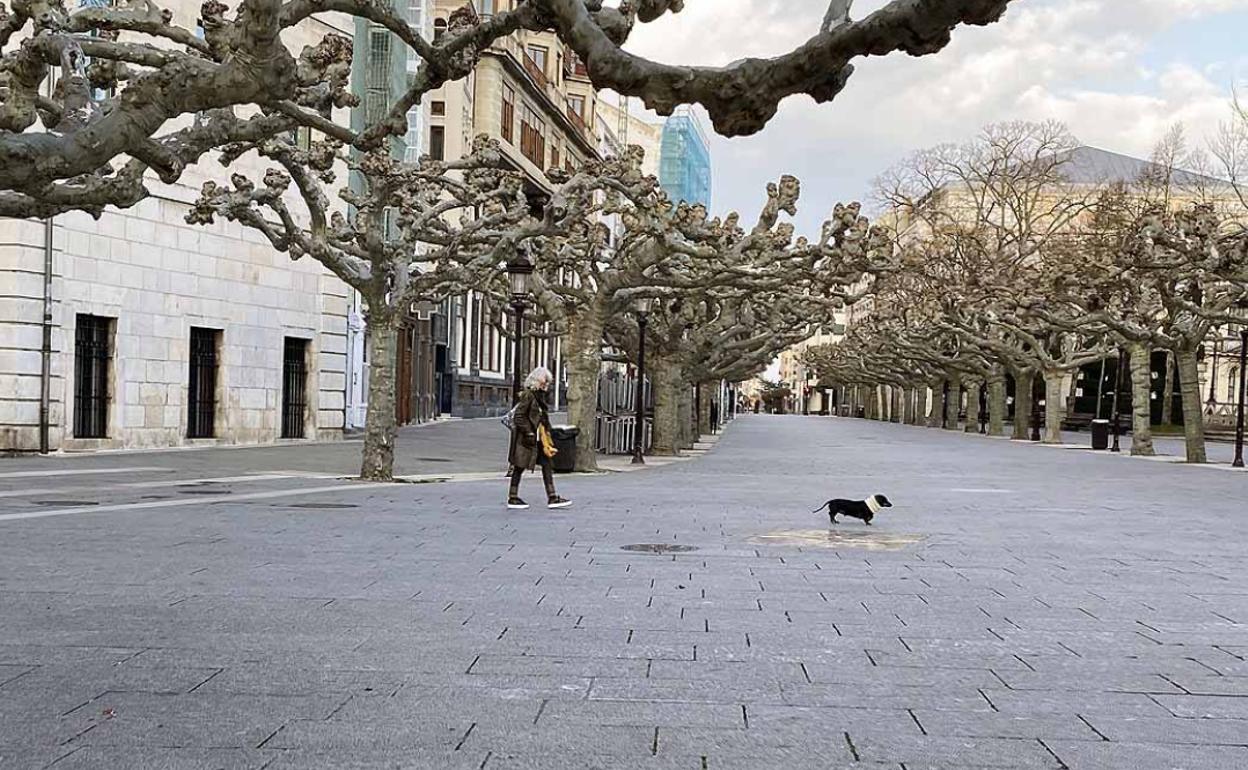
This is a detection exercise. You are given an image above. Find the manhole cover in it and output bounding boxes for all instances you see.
[620,544,699,554]
[748,530,923,551]
[286,503,359,509]
[31,500,98,507]
[178,489,231,495]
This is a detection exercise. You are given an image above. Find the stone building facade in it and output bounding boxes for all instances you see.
[430,0,604,417]
[0,8,357,452]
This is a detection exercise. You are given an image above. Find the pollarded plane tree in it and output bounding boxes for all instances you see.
[836,218,1012,432]
[661,197,889,437]
[2,0,1019,214]
[873,121,1100,436]
[1043,196,1248,463]
[627,198,883,453]
[804,267,987,430]
[187,135,561,480]
[511,164,875,467]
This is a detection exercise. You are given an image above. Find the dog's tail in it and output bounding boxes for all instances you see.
[811,501,828,514]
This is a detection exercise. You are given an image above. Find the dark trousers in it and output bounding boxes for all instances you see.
[509,453,556,499]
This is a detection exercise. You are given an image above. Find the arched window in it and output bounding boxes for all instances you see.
[433,18,447,41]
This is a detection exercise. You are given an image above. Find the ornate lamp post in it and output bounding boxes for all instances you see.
[1206,333,1222,414]
[1234,328,1247,469]
[631,296,652,465]
[506,254,534,404]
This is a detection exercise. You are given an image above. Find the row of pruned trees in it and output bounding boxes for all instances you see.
[2,0,1018,478]
[803,118,1248,463]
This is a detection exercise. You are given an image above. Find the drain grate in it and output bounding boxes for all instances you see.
[286,503,359,509]
[32,500,98,507]
[620,544,699,554]
[415,457,453,463]
[178,489,232,495]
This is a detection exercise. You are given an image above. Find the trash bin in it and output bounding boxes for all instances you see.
[1090,419,1110,451]
[550,426,579,473]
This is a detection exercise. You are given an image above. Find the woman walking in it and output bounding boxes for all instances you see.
[508,366,572,510]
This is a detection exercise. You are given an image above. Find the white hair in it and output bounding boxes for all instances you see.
[524,366,554,390]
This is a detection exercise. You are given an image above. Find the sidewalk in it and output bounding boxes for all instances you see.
[2,415,733,483]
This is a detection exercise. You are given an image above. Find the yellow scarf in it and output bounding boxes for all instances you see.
[538,424,558,458]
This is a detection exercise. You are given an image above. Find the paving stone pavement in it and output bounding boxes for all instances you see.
[1,414,1247,769]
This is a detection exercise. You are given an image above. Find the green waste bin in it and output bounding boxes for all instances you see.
[550,426,579,473]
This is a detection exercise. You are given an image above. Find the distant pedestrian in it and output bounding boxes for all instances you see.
[507,366,572,510]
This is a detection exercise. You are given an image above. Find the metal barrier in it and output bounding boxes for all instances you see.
[595,367,652,455]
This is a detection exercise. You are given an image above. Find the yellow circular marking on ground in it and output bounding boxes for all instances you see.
[748,529,924,551]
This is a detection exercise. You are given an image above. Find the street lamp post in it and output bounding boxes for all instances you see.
[1207,334,1222,413]
[1111,346,1126,453]
[506,254,534,404]
[1234,329,1247,469]
[632,297,652,465]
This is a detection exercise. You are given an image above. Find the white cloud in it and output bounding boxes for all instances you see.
[620,0,1248,233]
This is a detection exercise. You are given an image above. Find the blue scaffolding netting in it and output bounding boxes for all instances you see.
[658,108,712,209]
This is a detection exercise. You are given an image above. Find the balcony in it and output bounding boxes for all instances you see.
[522,51,549,92]
[566,105,587,136]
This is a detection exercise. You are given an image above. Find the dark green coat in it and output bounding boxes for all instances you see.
[509,388,552,471]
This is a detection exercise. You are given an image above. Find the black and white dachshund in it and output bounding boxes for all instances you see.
[812,494,893,526]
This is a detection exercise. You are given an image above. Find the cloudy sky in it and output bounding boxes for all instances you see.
[616,0,1248,235]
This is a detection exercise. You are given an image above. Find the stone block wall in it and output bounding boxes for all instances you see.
[0,197,349,452]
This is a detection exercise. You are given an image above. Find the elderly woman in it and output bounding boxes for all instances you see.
[508,366,572,510]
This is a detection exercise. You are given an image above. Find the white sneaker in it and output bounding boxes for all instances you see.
[547,496,572,509]
[507,497,530,510]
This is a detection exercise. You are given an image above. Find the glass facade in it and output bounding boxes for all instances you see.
[658,107,712,208]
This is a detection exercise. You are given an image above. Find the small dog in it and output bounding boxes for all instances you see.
[812,494,893,526]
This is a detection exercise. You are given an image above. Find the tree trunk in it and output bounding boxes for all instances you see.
[562,310,604,472]
[678,383,695,449]
[1043,368,1065,444]
[360,313,399,481]
[944,376,961,430]
[1160,351,1175,426]
[915,386,929,426]
[902,387,915,425]
[1175,346,1207,463]
[987,376,1007,436]
[891,386,902,423]
[965,381,982,433]
[1012,370,1033,440]
[650,355,682,456]
[697,383,712,436]
[1127,342,1155,457]
[927,382,945,428]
